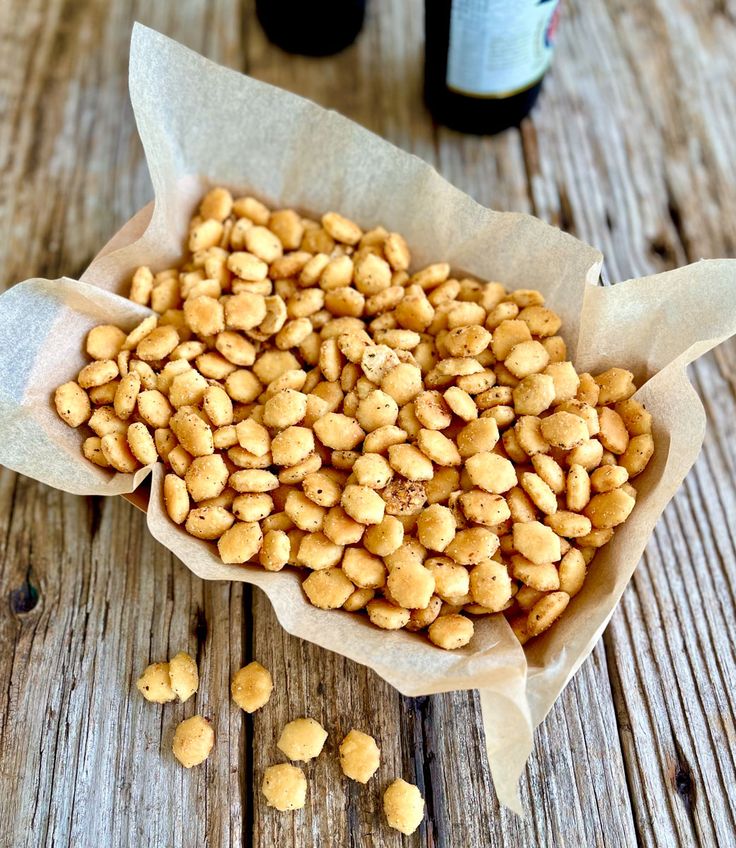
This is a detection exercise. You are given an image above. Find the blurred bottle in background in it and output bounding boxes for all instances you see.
[256,0,367,56]
[424,0,561,134]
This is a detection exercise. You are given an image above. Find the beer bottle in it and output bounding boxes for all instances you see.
[424,0,561,134]
[256,0,367,57]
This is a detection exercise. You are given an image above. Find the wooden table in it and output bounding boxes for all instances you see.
[2,1,735,845]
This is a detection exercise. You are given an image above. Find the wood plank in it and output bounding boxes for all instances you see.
[250,588,410,847]
[524,1,736,845]
[0,1,248,846]
[0,470,248,847]
[604,352,736,847]
[244,2,638,846]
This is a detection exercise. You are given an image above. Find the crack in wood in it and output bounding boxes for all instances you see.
[520,120,541,217]
[649,233,678,267]
[671,738,697,826]
[87,495,104,540]
[9,573,39,615]
[664,180,691,264]
[242,585,254,848]
[195,605,208,666]
[602,629,646,848]
[403,694,441,846]
[557,184,576,236]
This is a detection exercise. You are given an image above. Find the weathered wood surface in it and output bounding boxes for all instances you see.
[1,0,735,845]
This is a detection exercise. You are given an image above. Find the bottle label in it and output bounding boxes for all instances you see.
[446,0,560,98]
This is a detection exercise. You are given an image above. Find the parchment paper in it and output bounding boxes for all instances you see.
[1,24,735,813]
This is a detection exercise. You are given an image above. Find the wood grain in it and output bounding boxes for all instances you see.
[0,0,735,845]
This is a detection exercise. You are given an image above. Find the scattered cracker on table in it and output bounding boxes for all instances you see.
[168,651,199,702]
[54,188,654,649]
[262,763,308,811]
[136,651,199,704]
[277,717,328,762]
[339,729,381,783]
[383,778,425,835]
[172,715,214,768]
[231,661,274,713]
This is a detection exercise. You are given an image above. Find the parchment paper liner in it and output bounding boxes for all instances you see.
[1,25,735,813]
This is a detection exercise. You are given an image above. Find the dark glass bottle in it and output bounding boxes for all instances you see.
[424,0,561,135]
[256,0,367,57]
